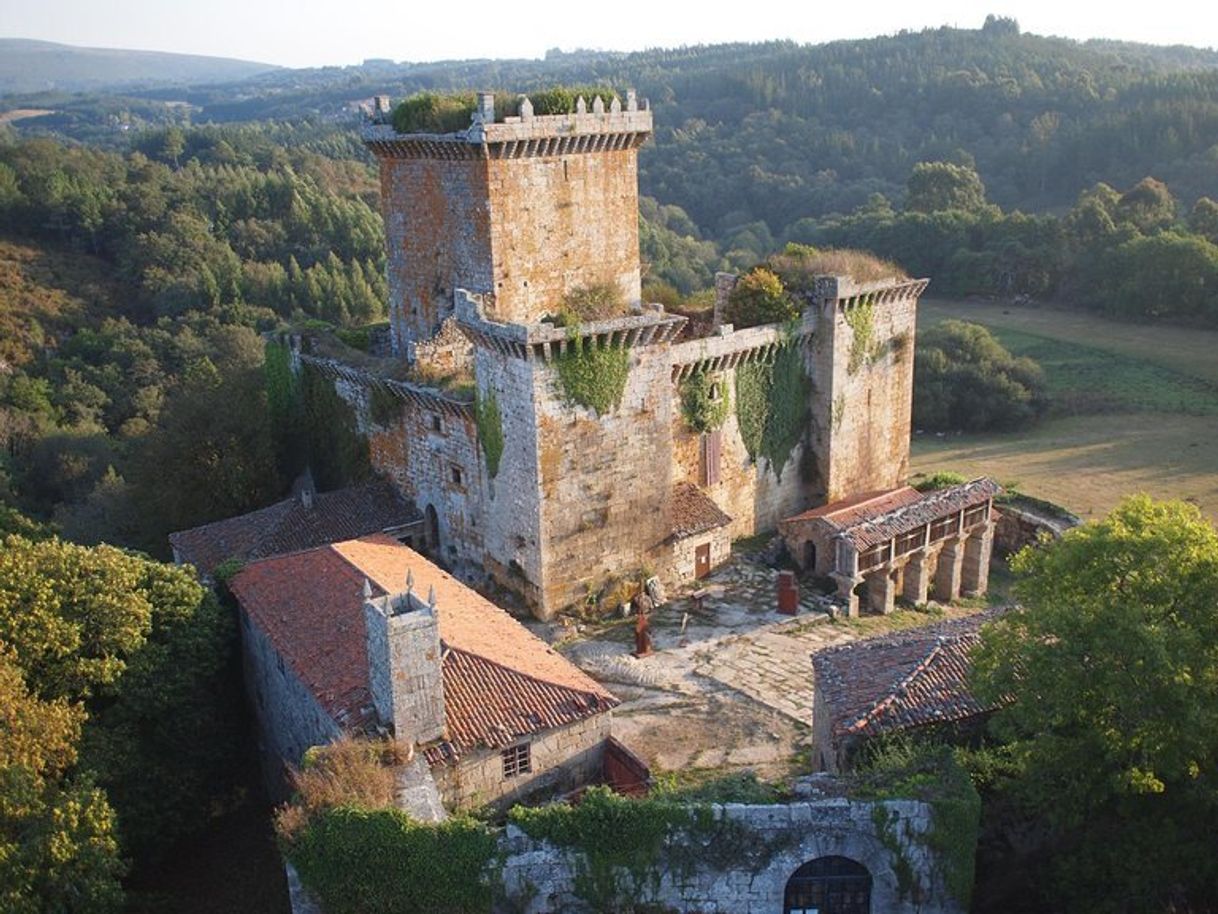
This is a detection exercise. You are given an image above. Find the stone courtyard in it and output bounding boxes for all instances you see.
[529,549,993,782]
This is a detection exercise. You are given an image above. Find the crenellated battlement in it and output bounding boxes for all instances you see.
[363,91,652,161]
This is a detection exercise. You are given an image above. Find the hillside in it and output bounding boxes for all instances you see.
[0,38,278,95]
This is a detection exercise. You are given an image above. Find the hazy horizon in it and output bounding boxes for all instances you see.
[0,0,1215,69]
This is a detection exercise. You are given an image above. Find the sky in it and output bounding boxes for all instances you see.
[1,0,1215,68]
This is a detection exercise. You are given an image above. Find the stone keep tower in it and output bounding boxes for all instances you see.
[364,92,652,358]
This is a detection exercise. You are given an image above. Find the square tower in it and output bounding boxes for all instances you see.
[364,93,652,357]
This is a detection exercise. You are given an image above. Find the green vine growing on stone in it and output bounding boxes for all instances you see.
[845,294,882,374]
[474,389,505,479]
[734,343,810,479]
[679,370,730,433]
[369,385,402,426]
[553,335,631,415]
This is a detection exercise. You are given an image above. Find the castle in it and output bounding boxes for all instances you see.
[279,90,993,620]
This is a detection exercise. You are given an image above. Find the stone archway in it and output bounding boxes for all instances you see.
[783,855,872,914]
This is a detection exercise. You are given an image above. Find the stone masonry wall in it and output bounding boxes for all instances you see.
[498,797,965,914]
[430,714,611,811]
[240,609,341,802]
[379,157,493,355]
[484,149,642,326]
[533,344,674,614]
[810,291,918,502]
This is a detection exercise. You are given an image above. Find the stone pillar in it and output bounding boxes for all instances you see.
[933,539,965,603]
[902,553,930,606]
[833,573,862,618]
[866,569,896,615]
[962,522,995,597]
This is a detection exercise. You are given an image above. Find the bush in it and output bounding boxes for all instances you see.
[392,92,478,134]
[559,281,627,325]
[914,320,1049,432]
[724,267,798,328]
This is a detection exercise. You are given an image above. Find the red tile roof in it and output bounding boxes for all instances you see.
[785,487,923,526]
[230,535,617,764]
[669,483,733,540]
[812,610,1006,743]
[170,480,419,575]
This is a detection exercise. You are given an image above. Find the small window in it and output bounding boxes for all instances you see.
[430,413,443,433]
[450,465,464,486]
[502,743,532,779]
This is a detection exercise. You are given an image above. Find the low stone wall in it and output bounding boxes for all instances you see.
[993,499,1079,558]
[498,797,965,914]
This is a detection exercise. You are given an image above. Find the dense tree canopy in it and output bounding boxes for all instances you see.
[914,320,1049,431]
[0,534,239,879]
[972,497,1218,911]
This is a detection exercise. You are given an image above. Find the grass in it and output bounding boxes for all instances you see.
[914,299,1218,522]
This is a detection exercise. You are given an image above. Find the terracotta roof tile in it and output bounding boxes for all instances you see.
[230,535,617,764]
[170,480,419,575]
[669,483,732,540]
[785,487,923,526]
[812,609,1006,742]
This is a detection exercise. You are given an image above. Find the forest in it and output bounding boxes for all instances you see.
[3,18,1218,912]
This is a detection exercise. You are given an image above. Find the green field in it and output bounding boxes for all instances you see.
[912,300,1218,522]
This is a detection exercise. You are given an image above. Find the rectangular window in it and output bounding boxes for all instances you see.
[929,515,959,542]
[450,465,464,487]
[502,743,532,779]
[963,504,990,529]
[429,413,443,434]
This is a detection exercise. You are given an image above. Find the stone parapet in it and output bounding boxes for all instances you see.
[669,311,816,381]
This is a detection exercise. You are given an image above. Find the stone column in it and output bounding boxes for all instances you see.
[902,553,930,606]
[962,522,995,597]
[933,539,965,603]
[866,569,896,615]
[833,573,862,618]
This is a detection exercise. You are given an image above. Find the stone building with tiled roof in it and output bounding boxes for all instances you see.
[810,610,1006,772]
[229,533,631,810]
[780,478,1001,615]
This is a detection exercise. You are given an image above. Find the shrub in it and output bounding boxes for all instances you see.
[725,267,798,328]
[559,281,627,324]
[912,471,967,492]
[392,92,478,134]
[473,389,504,479]
[914,320,1049,432]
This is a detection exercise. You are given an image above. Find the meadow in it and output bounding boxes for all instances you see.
[912,299,1218,521]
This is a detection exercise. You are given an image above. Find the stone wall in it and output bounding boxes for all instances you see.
[809,279,923,503]
[533,343,675,613]
[378,156,494,356]
[430,714,611,811]
[993,501,1078,558]
[239,609,341,801]
[498,797,965,914]
[660,526,733,588]
[485,150,642,325]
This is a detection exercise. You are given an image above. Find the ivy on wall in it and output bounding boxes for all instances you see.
[286,805,498,914]
[300,362,372,490]
[679,370,730,433]
[553,336,631,415]
[734,342,811,478]
[264,340,306,479]
[474,390,505,479]
[845,295,883,374]
[369,385,402,426]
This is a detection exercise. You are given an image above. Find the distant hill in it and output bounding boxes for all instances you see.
[0,38,278,95]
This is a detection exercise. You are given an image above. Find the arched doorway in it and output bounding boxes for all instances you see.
[424,505,440,554]
[783,856,871,914]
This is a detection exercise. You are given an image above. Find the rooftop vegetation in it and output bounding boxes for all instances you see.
[391,86,620,134]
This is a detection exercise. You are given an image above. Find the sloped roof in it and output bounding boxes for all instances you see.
[812,610,1005,744]
[782,478,1000,551]
[169,480,419,575]
[669,483,733,540]
[230,535,617,764]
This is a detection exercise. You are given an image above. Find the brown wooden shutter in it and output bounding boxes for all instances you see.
[702,430,722,487]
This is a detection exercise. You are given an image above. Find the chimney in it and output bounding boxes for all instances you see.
[475,92,495,125]
[363,575,446,744]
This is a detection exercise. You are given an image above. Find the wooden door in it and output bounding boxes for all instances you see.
[695,543,711,579]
